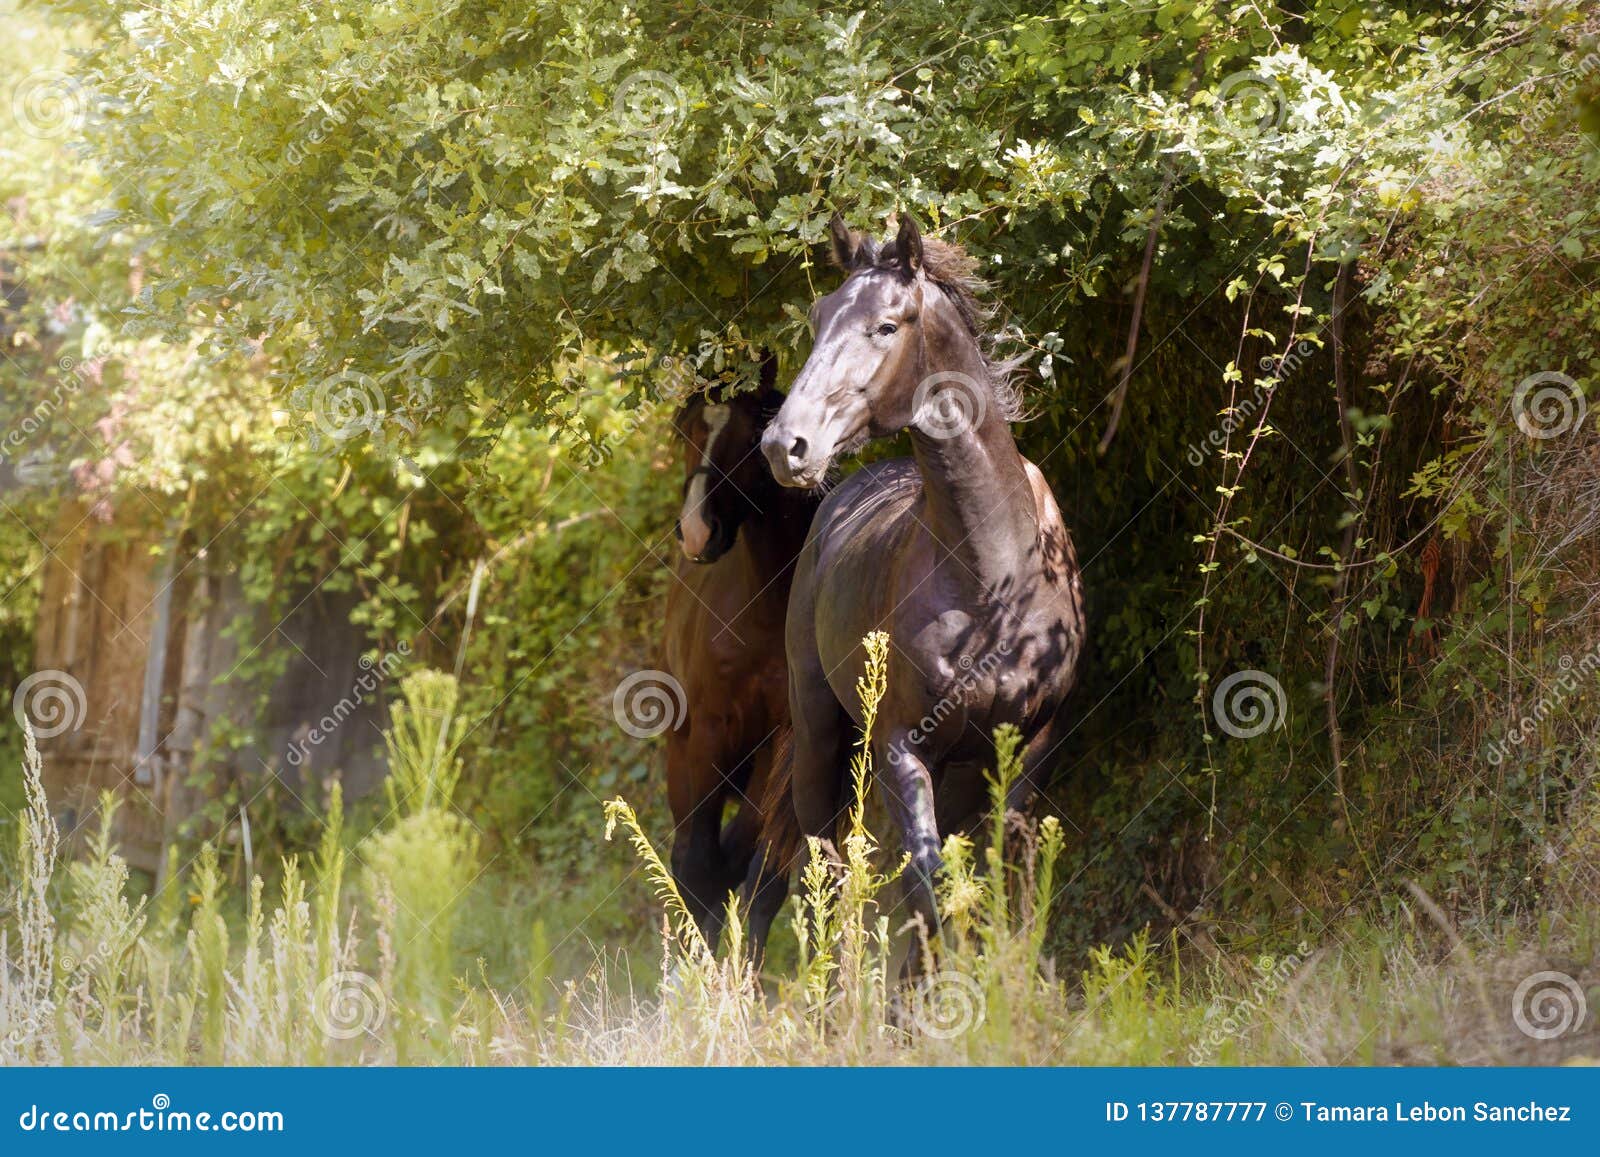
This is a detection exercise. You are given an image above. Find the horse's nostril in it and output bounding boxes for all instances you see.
[788,436,809,464]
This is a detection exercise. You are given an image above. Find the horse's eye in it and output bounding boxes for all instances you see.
[876,323,897,337]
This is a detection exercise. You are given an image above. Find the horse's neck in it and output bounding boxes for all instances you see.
[738,485,813,589]
[908,358,1038,593]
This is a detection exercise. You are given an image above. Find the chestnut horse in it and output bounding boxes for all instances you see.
[760,216,1086,945]
[663,361,814,949]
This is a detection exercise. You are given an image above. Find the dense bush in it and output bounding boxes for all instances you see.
[3,0,1598,961]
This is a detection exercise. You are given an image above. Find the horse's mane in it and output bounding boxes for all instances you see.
[870,232,1028,423]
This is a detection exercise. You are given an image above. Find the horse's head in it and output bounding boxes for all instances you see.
[763,214,985,488]
[672,360,783,563]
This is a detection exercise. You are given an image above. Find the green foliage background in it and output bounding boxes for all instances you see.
[4,0,1600,967]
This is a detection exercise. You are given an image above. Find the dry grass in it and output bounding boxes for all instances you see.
[3,653,1598,1066]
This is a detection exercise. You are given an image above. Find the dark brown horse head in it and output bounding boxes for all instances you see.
[672,357,783,562]
[761,214,1006,488]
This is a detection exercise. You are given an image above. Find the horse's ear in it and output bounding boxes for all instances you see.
[670,394,701,439]
[829,213,876,272]
[893,213,923,278]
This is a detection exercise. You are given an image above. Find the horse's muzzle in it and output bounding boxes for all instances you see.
[761,427,825,489]
[678,515,735,563]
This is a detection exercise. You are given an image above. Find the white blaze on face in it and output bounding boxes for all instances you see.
[679,403,731,559]
[768,278,889,483]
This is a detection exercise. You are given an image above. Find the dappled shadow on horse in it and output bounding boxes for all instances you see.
[661,357,814,954]
[761,214,1086,971]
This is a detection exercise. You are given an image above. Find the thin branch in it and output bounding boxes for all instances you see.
[427,509,618,626]
[1098,167,1174,456]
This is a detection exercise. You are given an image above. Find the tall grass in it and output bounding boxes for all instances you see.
[2,658,1594,1065]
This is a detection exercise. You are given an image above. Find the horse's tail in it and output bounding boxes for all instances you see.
[752,726,804,881]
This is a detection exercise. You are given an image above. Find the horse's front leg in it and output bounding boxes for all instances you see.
[667,722,733,949]
[1007,708,1068,815]
[878,734,944,960]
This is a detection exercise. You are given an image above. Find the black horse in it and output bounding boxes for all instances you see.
[760,215,1086,943]
[663,360,812,951]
